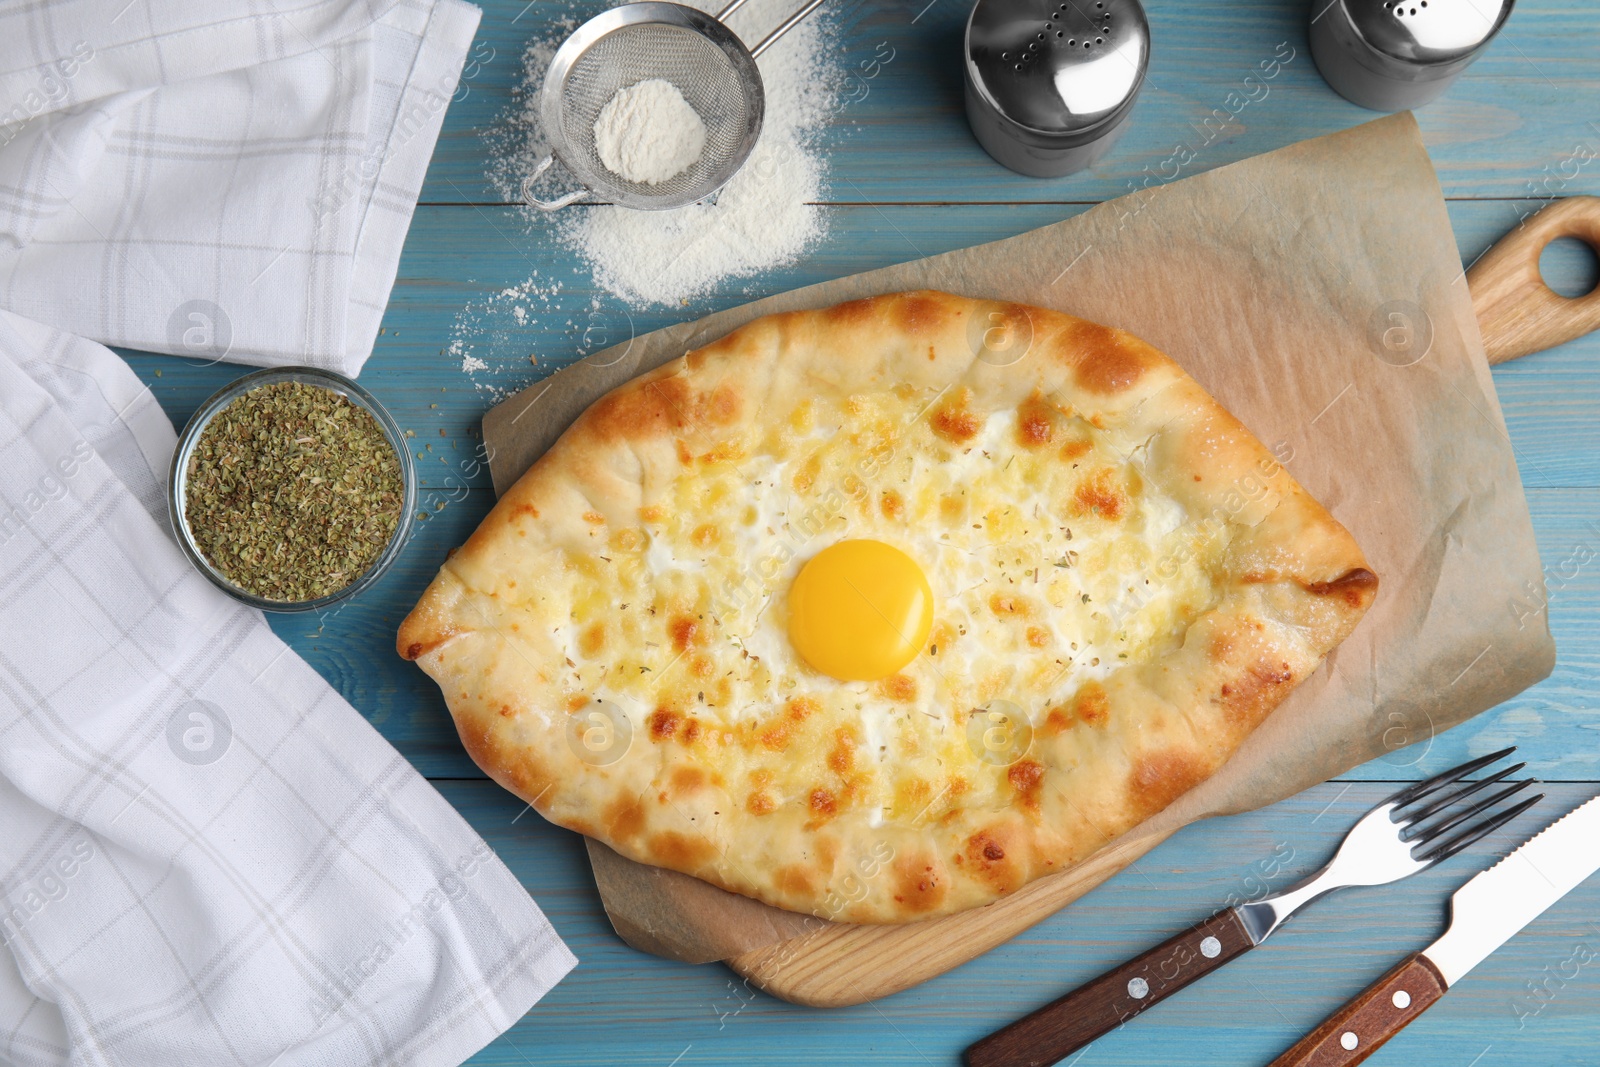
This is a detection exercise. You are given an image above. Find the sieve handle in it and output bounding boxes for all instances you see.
[750,0,827,58]
[521,152,593,211]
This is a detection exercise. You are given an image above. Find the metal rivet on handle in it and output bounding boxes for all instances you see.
[1340,1032,1359,1051]
[1392,990,1412,1009]
[1200,936,1221,958]
[1127,977,1149,999]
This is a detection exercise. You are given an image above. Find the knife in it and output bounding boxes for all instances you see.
[1267,792,1600,1067]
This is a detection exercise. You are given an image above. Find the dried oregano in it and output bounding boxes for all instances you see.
[184,381,403,601]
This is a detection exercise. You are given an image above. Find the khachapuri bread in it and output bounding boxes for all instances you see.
[399,291,1377,923]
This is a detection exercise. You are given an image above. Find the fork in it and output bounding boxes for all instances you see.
[964,748,1541,1067]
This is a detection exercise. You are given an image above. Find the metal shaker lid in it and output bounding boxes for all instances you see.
[1342,0,1513,64]
[966,0,1149,143]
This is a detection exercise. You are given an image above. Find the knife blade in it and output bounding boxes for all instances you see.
[1268,792,1600,1067]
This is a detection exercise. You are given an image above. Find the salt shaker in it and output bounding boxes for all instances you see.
[1309,0,1514,112]
[963,0,1150,178]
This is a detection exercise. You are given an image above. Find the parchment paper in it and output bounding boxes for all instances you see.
[483,113,1555,966]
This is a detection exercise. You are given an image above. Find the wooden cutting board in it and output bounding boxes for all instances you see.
[721,195,1600,1008]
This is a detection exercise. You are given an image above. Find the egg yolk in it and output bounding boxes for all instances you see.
[787,539,934,682]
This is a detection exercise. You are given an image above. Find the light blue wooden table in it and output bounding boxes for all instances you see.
[123,1,1600,1063]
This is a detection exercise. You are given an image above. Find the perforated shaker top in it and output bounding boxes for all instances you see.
[1343,0,1514,64]
[966,0,1149,137]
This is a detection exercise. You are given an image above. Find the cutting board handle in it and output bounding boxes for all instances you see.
[1468,195,1600,365]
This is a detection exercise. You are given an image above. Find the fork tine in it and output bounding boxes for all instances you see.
[1398,761,1527,831]
[1416,792,1544,864]
[1386,746,1516,809]
[1409,778,1537,848]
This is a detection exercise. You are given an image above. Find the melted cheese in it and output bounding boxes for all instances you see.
[509,386,1223,823]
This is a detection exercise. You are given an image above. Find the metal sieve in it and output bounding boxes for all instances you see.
[522,0,825,211]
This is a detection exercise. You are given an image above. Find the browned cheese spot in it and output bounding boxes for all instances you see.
[809,788,837,818]
[691,523,719,547]
[1007,759,1046,811]
[827,727,858,774]
[578,621,606,657]
[758,719,793,752]
[1071,468,1126,520]
[930,388,984,444]
[792,452,821,492]
[880,489,904,519]
[878,674,917,702]
[1017,394,1056,448]
[649,708,683,742]
[669,614,701,652]
[1059,438,1092,463]
[1043,705,1073,735]
[989,593,1030,617]
[1073,682,1110,728]
[746,791,776,815]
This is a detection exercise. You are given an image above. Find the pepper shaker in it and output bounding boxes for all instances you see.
[963,0,1150,178]
[1309,0,1514,112]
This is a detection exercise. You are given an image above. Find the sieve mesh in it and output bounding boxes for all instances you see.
[552,22,759,208]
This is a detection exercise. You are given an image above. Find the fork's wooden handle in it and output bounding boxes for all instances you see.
[963,909,1254,1067]
[1266,953,1447,1067]
[1468,195,1600,365]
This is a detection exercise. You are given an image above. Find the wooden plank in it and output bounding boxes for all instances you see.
[122,200,1600,492]
[235,482,1599,781]
[424,1,1600,205]
[457,777,1600,1065]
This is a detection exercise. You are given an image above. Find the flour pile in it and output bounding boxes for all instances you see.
[593,78,707,185]
[487,0,837,307]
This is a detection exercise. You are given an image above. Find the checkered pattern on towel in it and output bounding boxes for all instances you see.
[0,3,580,1064]
[0,0,481,375]
[0,312,576,1067]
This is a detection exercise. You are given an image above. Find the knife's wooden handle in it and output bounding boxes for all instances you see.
[1469,195,1600,365]
[1266,953,1446,1067]
[964,909,1253,1067]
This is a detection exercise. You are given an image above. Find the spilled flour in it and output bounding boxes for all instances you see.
[486,0,837,308]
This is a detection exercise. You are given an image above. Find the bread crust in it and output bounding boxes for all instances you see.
[399,291,1376,923]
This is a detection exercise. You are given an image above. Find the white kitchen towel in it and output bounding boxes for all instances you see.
[0,310,577,1066]
[0,0,480,375]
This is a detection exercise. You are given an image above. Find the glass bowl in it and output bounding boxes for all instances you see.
[167,366,417,613]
